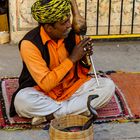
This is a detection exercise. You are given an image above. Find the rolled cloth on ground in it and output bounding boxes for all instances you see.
[31,0,71,23]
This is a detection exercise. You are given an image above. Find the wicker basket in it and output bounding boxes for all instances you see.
[0,14,9,32]
[0,31,9,44]
[49,115,94,140]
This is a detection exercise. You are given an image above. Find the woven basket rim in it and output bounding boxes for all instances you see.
[49,114,93,134]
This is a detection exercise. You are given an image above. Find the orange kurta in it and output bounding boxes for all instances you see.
[20,26,91,101]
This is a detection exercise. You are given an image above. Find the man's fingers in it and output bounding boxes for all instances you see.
[80,38,91,47]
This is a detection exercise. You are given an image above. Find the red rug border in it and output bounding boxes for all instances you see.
[0,71,139,129]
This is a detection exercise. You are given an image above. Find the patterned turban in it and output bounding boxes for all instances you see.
[31,0,71,23]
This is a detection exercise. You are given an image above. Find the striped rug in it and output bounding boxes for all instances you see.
[0,71,139,129]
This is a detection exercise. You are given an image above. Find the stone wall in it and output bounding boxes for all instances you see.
[9,0,140,43]
[9,0,37,43]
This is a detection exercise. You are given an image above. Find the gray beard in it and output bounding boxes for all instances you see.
[63,27,72,36]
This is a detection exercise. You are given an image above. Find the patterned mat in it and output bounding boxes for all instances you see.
[0,78,47,130]
[107,71,140,120]
[0,71,137,129]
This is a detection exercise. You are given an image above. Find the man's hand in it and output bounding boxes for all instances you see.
[69,38,94,63]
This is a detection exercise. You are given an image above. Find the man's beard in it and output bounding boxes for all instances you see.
[63,27,72,36]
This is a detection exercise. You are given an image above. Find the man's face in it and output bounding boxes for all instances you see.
[50,15,72,40]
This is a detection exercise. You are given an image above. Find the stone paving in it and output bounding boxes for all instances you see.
[0,41,140,140]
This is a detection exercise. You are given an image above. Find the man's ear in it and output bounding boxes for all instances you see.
[44,24,54,33]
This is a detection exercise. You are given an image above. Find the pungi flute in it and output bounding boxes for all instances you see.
[80,36,100,87]
[70,0,99,86]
